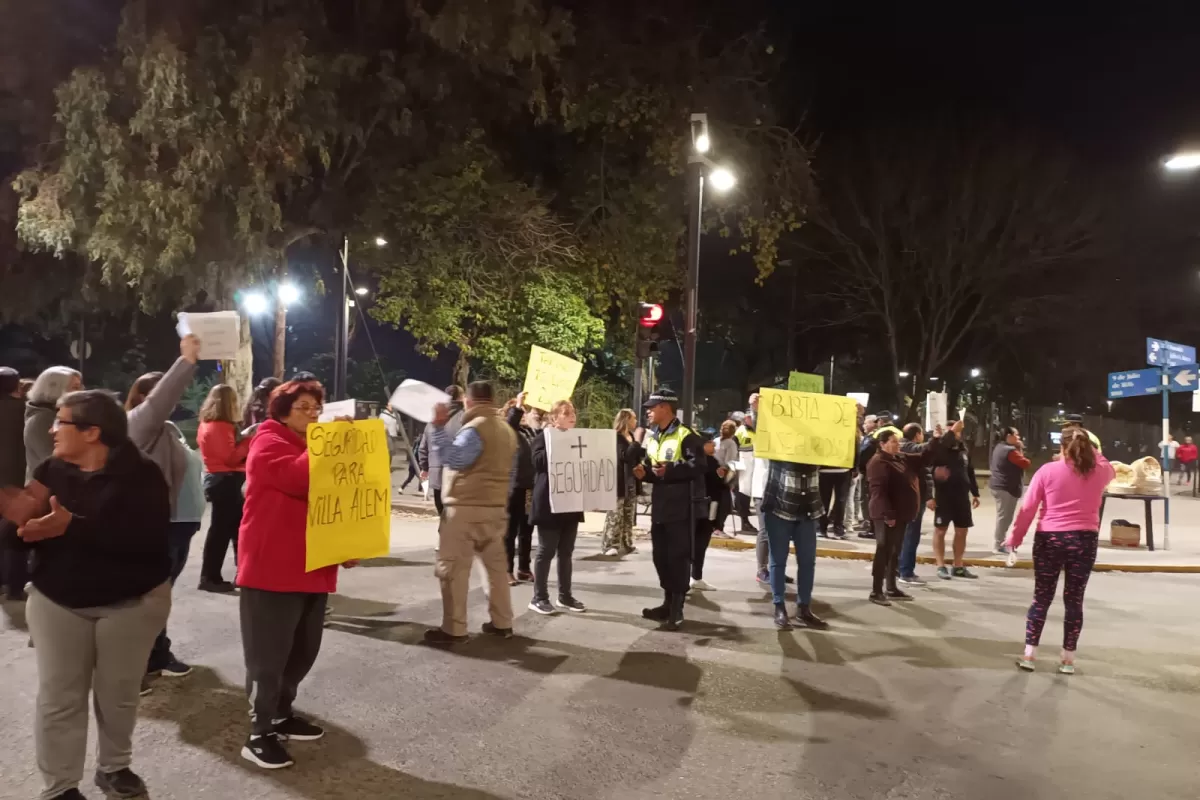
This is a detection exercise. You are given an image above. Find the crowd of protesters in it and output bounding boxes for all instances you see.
[0,340,1119,797]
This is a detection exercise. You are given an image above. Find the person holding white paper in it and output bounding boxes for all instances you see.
[528,400,587,615]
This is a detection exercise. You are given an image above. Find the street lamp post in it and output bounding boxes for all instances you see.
[334,236,383,402]
[681,112,736,427]
[241,283,300,379]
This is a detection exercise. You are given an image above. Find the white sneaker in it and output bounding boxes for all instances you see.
[603,548,619,557]
[690,578,715,591]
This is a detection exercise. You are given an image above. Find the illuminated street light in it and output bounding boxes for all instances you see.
[709,167,736,192]
[970,367,982,378]
[1164,152,1200,172]
[898,371,911,378]
[930,376,939,382]
[355,286,369,296]
[278,283,301,306]
[374,235,388,247]
[694,133,711,153]
[242,291,269,316]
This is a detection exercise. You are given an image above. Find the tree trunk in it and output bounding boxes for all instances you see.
[453,349,470,388]
[218,281,254,404]
[273,300,287,378]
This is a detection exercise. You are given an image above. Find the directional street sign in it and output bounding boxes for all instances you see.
[1147,337,1196,368]
[1108,368,1163,399]
[1168,364,1200,392]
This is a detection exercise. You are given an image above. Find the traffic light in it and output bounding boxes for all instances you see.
[636,302,666,359]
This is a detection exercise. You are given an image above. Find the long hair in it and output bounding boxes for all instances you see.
[549,399,575,424]
[243,377,282,427]
[613,408,636,433]
[28,366,81,406]
[200,384,240,424]
[1061,428,1096,476]
[125,372,164,411]
[720,420,737,439]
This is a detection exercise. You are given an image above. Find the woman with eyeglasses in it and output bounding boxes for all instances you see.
[236,378,357,770]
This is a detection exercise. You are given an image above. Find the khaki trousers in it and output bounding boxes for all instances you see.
[27,582,172,800]
[436,505,513,636]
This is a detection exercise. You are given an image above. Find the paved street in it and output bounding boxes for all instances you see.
[3,514,1200,799]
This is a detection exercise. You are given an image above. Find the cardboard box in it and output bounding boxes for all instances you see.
[1110,521,1142,548]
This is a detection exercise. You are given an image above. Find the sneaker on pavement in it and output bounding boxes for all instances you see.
[241,732,294,770]
[784,575,795,585]
[158,657,193,678]
[857,531,876,540]
[755,569,769,584]
[482,621,514,638]
[94,768,146,798]
[952,566,979,579]
[528,599,556,615]
[423,628,469,645]
[603,548,620,557]
[139,676,153,697]
[886,588,914,602]
[936,566,952,580]
[197,578,237,594]
[689,578,716,591]
[516,570,533,582]
[273,715,325,741]
[994,545,1011,555]
[556,596,587,613]
[868,592,892,607]
[50,789,87,800]
[898,575,927,587]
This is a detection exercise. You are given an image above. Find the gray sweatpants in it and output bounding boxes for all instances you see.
[992,490,1021,549]
[27,582,171,800]
[240,588,327,735]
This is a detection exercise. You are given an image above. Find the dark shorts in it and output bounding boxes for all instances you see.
[934,490,974,529]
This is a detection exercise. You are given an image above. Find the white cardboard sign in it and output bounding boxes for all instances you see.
[388,379,451,424]
[319,399,357,422]
[176,311,241,361]
[546,428,617,514]
[925,391,948,432]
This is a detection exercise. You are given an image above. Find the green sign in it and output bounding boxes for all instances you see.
[787,371,824,394]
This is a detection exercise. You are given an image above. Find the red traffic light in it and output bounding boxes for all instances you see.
[638,303,664,328]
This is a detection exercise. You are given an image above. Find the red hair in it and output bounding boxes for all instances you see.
[268,379,325,421]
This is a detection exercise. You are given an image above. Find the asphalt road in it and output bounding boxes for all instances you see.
[2,522,1199,800]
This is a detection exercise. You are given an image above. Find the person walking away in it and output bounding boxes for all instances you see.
[504,393,536,583]
[897,423,935,587]
[691,439,725,591]
[145,424,206,686]
[931,420,980,579]
[601,408,641,557]
[1006,427,1114,674]
[528,400,587,615]
[417,385,464,516]
[634,389,706,631]
[866,429,940,605]
[1177,436,1198,485]
[197,384,252,592]
[241,377,281,428]
[733,400,758,533]
[425,381,518,643]
[0,367,27,602]
[818,459,852,540]
[6,390,172,800]
[712,421,739,538]
[990,426,1031,554]
[761,458,829,631]
[237,378,357,769]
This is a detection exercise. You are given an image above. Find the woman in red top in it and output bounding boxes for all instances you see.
[236,378,355,771]
[1176,436,1198,485]
[196,384,251,592]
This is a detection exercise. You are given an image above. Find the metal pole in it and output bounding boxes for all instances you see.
[682,161,704,427]
[78,316,86,374]
[828,354,834,393]
[632,350,644,413]
[1162,370,1171,549]
[336,236,350,401]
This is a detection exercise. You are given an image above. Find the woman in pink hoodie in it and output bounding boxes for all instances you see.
[1005,427,1114,674]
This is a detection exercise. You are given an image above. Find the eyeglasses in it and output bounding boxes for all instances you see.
[52,419,89,431]
[293,403,323,415]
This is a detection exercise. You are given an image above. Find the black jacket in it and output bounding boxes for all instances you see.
[529,430,586,527]
[27,440,171,608]
[615,432,642,500]
[703,454,725,501]
[0,394,25,489]
[635,421,707,524]
[932,433,980,497]
[505,406,536,492]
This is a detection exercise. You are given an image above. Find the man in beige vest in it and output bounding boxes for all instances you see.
[424,381,519,645]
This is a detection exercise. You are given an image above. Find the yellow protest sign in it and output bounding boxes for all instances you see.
[523,345,584,411]
[305,419,392,571]
[754,388,858,468]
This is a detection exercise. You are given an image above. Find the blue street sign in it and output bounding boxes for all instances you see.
[1146,337,1196,368]
[1168,364,1200,392]
[1108,368,1163,399]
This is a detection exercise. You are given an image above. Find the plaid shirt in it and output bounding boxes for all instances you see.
[761,460,823,522]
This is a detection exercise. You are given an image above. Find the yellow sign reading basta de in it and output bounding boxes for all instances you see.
[305,419,392,571]
[755,388,858,468]
[523,345,584,411]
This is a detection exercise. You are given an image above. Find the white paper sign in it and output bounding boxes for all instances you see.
[750,456,770,499]
[925,391,948,432]
[319,399,357,422]
[737,454,771,499]
[176,311,240,361]
[388,379,451,424]
[846,392,870,408]
[546,428,617,514]
[1193,390,1200,414]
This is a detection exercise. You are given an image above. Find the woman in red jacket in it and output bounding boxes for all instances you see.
[196,384,251,592]
[1176,436,1198,485]
[236,378,354,771]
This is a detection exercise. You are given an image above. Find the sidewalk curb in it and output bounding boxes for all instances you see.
[391,500,439,518]
[706,535,1200,574]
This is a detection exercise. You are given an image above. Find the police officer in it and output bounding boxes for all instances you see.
[633,389,706,631]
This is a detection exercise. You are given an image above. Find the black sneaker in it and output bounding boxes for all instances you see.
[868,592,892,606]
[952,566,979,580]
[158,657,193,677]
[197,578,237,594]
[50,789,87,800]
[556,596,586,613]
[481,621,513,638]
[528,599,556,615]
[241,732,294,770]
[94,767,146,798]
[886,588,914,602]
[642,603,669,622]
[273,715,325,741]
[423,628,468,645]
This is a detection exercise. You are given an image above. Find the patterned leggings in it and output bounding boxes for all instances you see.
[1025,530,1099,651]
[601,494,636,554]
